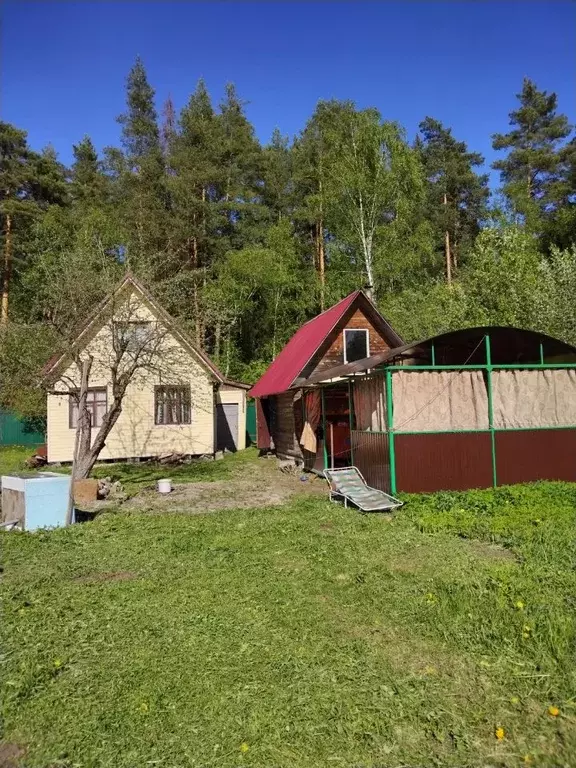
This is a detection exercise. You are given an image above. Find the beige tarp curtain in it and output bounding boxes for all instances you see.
[392,370,489,432]
[493,369,576,428]
[353,375,387,431]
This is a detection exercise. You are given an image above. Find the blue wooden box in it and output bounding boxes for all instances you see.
[1,472,71,531]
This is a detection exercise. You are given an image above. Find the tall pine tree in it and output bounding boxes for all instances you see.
[262,128,293,222]
[417,117,489,282]
[166,79,223,344]
[115,56,168,274]
[0,124,68,322]
[71,136,107,204]
[492,78,571,233]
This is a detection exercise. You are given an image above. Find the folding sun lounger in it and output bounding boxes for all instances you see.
[324,466,403,512]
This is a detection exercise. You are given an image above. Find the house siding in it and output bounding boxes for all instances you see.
[46,297,217,463]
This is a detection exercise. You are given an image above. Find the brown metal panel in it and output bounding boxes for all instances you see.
[350,430,391,492]
[395,433,493,493]
[496,429,576,485]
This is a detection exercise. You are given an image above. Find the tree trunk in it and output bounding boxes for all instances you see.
[214,319,221,361]
[317,219,325,311]
[317,173,325,311]
[272,289,282,358]
[74,393,124,480]
[444,193,452,285]
[1,213,12,324]
[67,356,92,524]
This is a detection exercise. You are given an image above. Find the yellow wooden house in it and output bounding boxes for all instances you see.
[44,275,248,463]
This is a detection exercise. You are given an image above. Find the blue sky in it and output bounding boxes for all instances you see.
[2,1,575,185]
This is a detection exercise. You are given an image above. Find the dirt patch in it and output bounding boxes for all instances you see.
[124,461,327,515]
[74,571,138,585]
[0,742,25,768]
[462,539,517,563]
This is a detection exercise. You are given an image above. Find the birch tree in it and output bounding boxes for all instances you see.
[319,103,425,301]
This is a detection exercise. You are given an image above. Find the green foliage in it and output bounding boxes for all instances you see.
[536,244,576,345]
[1,71,576,412]
[0,323,58,418]
[385,281,471,341]
[462,224,541,327]
[1,478,575,766]
[492,78,572,235]
[71,135,107,204]
[418,117,489,273]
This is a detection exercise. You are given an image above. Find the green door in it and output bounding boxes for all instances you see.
[246,401,257,446]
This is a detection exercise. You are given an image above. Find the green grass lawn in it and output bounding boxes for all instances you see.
[1,478,576,767]
[0,446,259,496]
[0,446,38,477]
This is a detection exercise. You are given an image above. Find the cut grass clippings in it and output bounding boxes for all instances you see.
[1,478,576,766]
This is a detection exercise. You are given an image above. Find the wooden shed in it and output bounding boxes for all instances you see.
[248,291,403,469]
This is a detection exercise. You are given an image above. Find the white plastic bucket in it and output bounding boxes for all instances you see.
[157,478,172,494]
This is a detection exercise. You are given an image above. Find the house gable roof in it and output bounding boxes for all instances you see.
[43,274,244,388]
[248,291,403,398]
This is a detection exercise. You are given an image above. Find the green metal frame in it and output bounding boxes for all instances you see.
[374,333,576,493]
[385,368,397,495]
[485,334,497,487]
[321,387,328,470]
[313,332,576,491]
[348,379,354,464]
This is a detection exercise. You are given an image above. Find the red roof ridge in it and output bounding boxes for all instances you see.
[299,290,362,327]
[248,290,402,399]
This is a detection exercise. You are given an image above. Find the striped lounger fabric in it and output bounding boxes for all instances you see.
[324,467,403,512]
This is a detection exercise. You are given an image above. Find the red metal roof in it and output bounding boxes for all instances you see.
[248,291,363,398]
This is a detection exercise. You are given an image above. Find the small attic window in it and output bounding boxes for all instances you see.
[114,321,152,352]
[344,329,369,363]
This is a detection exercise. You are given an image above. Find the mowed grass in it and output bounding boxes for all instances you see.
[1,479,576,767]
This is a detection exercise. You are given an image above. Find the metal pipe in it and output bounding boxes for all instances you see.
[485,334,497,488]
[385,363,576,371]
[330,422,334,469]
[348,379,354,464]
[321,387,328,471]
[385,368,396,495]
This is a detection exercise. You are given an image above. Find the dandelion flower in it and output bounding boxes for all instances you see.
[515,600,525,610]
[510,696,520,705]
[548,705,560,717]
[523,755,532,764]
[240,742,250,753]
[139,702,149,713]
[495,726,505,740]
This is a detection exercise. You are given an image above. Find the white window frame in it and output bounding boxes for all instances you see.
[343,328,370,364]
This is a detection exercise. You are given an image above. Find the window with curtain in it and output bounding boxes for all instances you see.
[69,389,107,429]
[154,385,191,425]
